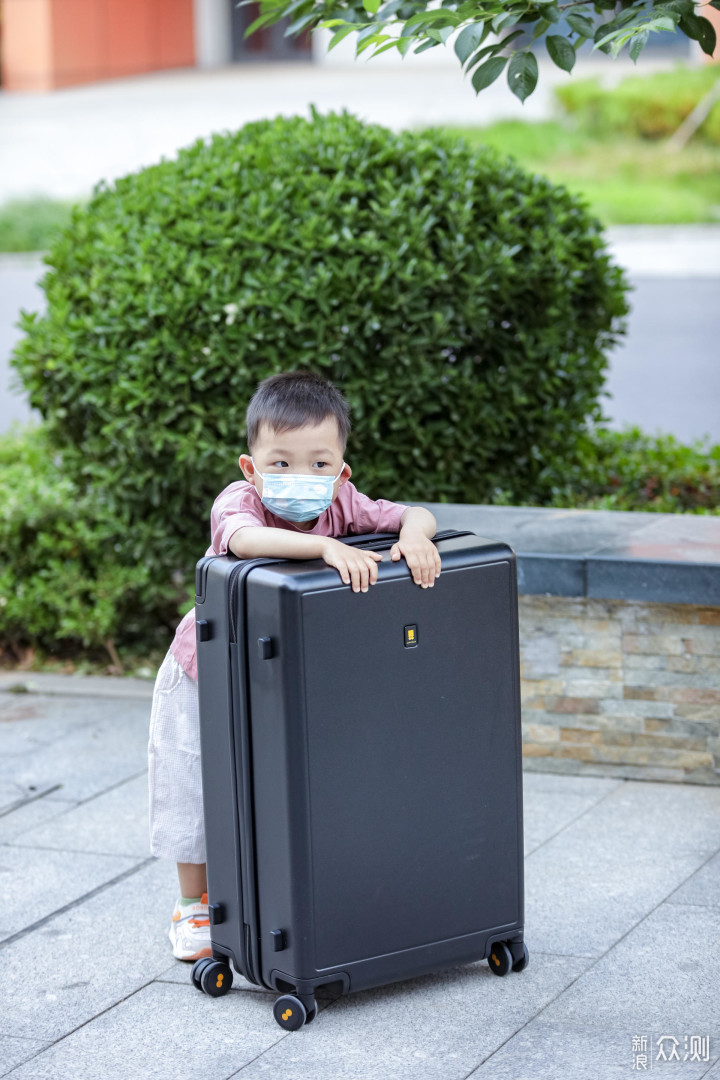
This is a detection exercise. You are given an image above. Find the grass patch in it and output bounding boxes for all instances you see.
[0,197,77,253]
[446,121,720,225]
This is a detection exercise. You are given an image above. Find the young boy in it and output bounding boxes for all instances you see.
[148,370,441,961]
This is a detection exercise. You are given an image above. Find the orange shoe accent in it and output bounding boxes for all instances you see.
[189,918,210,928]
[172,910,182,922]
[201,892,208,904]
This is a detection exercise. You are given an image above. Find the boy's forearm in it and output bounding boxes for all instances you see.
[228,527,329,561]
[399,506,437,539]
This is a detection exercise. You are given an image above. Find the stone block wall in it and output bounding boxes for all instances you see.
[519,596,720,785]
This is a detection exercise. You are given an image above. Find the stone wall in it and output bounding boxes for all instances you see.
[519,596,720,785]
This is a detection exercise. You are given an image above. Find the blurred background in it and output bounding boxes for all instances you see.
[1,0,719,442]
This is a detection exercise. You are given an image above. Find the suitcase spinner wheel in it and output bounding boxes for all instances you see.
[273,994,317,1030]
[191,957,233,997]
[488,941,530,976]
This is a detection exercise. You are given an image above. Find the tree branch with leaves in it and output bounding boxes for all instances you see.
[243,0,719,101]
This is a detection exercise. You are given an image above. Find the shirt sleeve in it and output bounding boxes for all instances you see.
[346,488,409,535]
[210,485,267,555]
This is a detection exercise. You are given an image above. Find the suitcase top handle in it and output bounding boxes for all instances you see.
[340,529,475,552]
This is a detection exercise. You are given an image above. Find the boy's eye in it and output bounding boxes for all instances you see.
[270,461,288,468]
[313,461,329,469]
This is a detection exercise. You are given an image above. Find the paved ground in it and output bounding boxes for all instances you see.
[1,670,718,1079]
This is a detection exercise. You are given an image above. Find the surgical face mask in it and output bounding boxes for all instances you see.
[252,460,345,523]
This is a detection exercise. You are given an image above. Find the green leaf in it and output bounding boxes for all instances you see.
[363,0,380,14]
[697,16,717,54]
[243,10,278,36]
[532,17,551,40]
[414,37,441,51]
[454,22,486,64]
[546,33,576,70]
[679,12,717,53]
[507,50,538,102]
[328,24,358,49]
[465,42,502,73]
[566,12,595,36]
[491,10,519,33]
[471,54,508,93]
[628,26,648,59]
[370,37,404,56]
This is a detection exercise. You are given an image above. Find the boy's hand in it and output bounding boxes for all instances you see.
[321,538,383,593]
[390,531,441,588]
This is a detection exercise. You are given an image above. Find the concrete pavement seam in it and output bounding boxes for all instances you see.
[523,777,626,859]
[0,979,158,1079]
[0,855,156,952]
[460,843,720,1079]
[0,784,63,819]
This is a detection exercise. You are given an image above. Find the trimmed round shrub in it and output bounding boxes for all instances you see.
[12,111,628,626]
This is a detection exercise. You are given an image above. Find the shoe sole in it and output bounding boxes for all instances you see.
[174,945,212,963]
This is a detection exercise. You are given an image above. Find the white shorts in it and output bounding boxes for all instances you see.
[147,650,206,863]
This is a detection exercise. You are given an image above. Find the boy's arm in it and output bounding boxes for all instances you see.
[228,526,327,561]
[399,506,437,539]
[228,527,383,594]
[390,507,441,588]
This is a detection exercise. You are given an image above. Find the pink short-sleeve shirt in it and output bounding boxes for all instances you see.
[169,479,408,681]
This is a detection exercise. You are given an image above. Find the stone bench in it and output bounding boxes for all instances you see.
[421,505,720,786]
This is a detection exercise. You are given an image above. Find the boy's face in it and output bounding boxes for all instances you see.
[238,417,351,529]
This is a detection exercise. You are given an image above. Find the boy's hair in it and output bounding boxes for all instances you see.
[246,371,351,453]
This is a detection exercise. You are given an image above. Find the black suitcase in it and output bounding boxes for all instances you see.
[191,530,528,1028]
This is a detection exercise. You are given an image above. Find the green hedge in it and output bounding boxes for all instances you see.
[8,111,629,658]
[555,65,720,144]
[0,424,185,665]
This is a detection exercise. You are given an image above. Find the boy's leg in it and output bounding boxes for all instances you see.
[148,651,210,960]
[177,862,207,899]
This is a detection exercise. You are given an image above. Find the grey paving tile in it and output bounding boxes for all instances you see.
[0,845,138,935]
[0,856,177,1041]
[702,1055,720,1077]
[0,694,105,750]
[5,981,283,1080]
[0,796,77,844]
[230,953,591,1080]
[0,1035,51,1077]
[0,699,151,802]
[525,781,720,957]
[667,852,720,910]
[523,778,621,856]
[474,1023,716,1079]
[539,902,720,1036]
[10,774,149,858]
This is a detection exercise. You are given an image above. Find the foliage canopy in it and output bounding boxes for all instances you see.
[243,0,719,102]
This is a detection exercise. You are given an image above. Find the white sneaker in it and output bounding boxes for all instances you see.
[168,892,212,962]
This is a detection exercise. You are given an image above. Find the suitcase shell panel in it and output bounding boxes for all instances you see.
[196,533,524,996]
